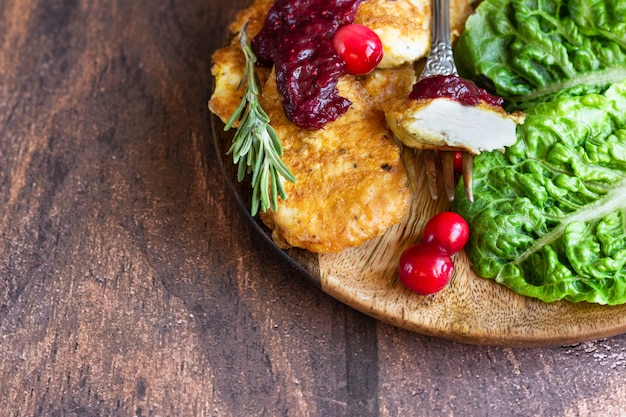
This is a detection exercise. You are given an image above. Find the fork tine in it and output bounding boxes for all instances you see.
[423,150,439,200]
[442,151,456,201]
[462,152,474,203]
[401,146,419,195]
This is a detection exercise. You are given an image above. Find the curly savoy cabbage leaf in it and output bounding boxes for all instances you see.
[453,81,626,304]
[455,0,626,106]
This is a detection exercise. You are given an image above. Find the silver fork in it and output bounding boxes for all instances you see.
[414,0,474,203]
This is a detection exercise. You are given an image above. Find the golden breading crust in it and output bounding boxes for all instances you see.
[228,0,273,37]
[259,74,411,253]
[208,0,272,125]
[358,63,417,109]
[209,44,246,125]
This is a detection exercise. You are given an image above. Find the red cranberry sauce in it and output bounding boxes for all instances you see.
[252,0,366,130]
[409,75,504,107]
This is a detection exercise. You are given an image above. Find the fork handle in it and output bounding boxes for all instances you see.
[421,0,458,78]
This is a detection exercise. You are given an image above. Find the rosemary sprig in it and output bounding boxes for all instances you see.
[224,23,296,216]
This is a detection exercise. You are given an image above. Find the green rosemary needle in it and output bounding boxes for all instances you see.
[224,23,296,216]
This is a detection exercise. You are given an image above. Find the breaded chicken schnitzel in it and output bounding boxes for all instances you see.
[209,0,474,252]
[258,73,411,253]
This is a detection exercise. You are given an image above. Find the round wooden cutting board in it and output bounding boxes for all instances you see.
[212,114,626,348]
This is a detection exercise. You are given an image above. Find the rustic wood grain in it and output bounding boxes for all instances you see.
[2,0,626,416]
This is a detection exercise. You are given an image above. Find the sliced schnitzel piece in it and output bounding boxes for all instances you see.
[384,95,525,154]
[355,0,473,68]
[259,73,411,253]
[383,74,525,154]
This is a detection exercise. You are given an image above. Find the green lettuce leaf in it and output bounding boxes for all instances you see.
[455,0,626,106]
[452,81,626,304]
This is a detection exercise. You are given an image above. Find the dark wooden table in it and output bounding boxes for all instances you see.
[2,1,626,416]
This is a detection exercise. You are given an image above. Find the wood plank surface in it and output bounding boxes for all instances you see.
[2,0,626,416]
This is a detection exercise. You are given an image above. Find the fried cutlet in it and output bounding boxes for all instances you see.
[258,73,411,253]
[208,0,475,252]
